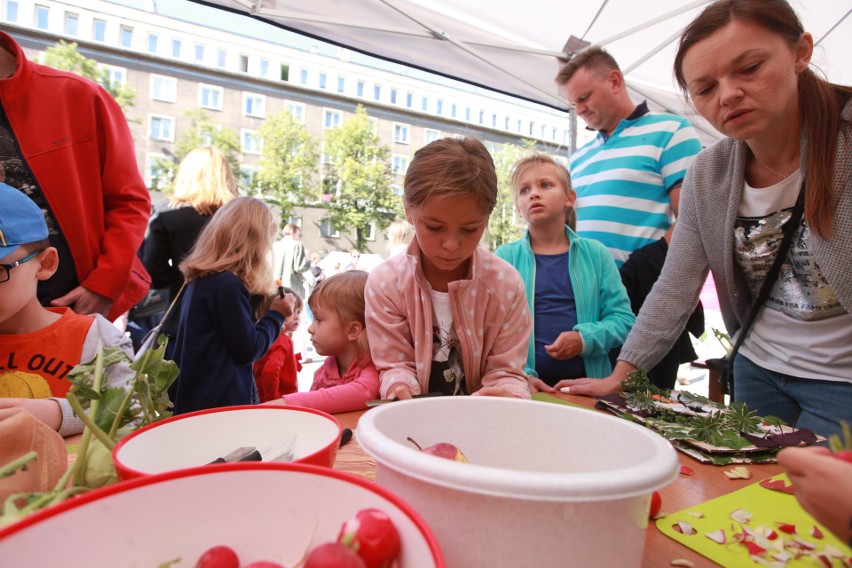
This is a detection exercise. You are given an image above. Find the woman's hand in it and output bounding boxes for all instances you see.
[551,377,622,397]
[51,286,112,318]
[528,377,556,394]
[778,446,852,545]
[543,331,583,360]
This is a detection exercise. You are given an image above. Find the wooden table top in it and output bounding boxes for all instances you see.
[330,393,785,568]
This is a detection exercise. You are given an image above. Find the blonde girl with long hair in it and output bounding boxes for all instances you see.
[170,197,294,414]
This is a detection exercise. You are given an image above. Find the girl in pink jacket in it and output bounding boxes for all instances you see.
[365,137,532,400]
[282,270,379,413]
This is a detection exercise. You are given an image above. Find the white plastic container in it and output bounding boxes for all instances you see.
[357,396,679,567]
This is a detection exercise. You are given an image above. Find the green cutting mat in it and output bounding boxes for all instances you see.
[658,473,851,566]
[531,392,593,410]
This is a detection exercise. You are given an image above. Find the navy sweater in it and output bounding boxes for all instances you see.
[171,272,284,414]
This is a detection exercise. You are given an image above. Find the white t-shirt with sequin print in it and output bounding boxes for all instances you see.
[736,171,852,382]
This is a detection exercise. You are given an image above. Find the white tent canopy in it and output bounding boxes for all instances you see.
[189,0,851,147]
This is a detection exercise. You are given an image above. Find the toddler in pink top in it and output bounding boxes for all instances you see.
[282,270,379,413]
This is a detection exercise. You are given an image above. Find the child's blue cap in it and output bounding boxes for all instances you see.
[0,182,49,259]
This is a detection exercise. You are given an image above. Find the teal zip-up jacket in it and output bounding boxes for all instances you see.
[495,226,635,378]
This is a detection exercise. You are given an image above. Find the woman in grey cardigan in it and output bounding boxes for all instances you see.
[559,0,852,439]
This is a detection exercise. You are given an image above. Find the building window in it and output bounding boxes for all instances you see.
[240,166,258,193]
[421,96,428,112]
[147,32,158,53]
[505,116,511,130]
[392,155,409,176]
[299,68,308,86]
[406,92,413,108]
[195,43,205,62]
[423,129,441,145]
[119,25,133,47]
[529,121,535,136]
[323,109,342,129]
[492,113,497,128]
[150,75,177,102]
[337,76,345,93]
[517,119,522,133]
[92,19,107,41]
[465,107,471,121]
[280,63,289,81]
[170,38,181,57]
[217,48,227,68]
[102,65,127,86]
[285,101,306,124]
[241,129,262,154]
[258,58,269,77]
[5,1,18,22]
[64,12,78,35]
[364,223,376,241]
[436,99,444,115]
[451,103,457,118]
[356,80,365,97]
[199,84,224,111]
[239,54,248,73]
[390,88,398,105]
[373,84,381,101]
[393,123,410,144]
[243,93,266,118]
[145,153,169,190]
[34,4,48,29]
[318,72,327,89]
[479,110,485,124]
[320,219,339,239]
[148,115,175,142]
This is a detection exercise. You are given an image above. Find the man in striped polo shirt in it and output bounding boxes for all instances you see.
[555,46,704,388]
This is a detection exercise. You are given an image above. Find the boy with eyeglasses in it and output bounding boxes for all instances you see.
[0,183,134,436]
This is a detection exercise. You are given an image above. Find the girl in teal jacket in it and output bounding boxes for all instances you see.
[495,154,634,391]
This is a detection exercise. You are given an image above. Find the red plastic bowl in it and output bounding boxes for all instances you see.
[0,463,445,567]
[113,405,341,480]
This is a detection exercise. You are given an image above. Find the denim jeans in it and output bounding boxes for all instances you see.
[732,353,852,440]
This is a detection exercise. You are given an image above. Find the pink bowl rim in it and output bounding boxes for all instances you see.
[112,404,343,479]
[0,461,446,566]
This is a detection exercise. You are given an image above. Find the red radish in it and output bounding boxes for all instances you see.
[305,542,366,568]
[649,491,662,518]
[776,522,796,535]
[833,450,852,464]
[679,465,694,476]
[810,525,824,539]
[337,508,401,568]
[195,546,240,568]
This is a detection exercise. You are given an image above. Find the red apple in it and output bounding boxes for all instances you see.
[407,437,468,463]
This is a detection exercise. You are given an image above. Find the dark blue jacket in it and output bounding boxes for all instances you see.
[172,271,284,414]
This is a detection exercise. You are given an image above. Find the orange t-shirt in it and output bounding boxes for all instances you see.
[0,308,94,399]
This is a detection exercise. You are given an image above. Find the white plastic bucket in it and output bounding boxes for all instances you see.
[357,396,679,567]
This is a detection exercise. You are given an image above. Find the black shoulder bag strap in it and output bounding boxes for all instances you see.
[724,180,806,395]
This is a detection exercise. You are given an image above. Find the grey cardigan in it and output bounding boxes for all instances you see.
[619,101,852,372]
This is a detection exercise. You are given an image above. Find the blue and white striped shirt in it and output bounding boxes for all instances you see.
[569,105,702,266]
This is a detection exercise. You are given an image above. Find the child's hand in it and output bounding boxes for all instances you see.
[473,386,515,398]
[0,399,63,432]
[544,331,583,360]
[390,385,414,400]
[270,292,296,318]
[528,377,556,394]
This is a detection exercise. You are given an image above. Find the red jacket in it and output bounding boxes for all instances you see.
[0,32,150,320]
[253,333,301,402]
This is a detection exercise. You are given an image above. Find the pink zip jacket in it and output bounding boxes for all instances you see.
[283,356,379,414]
[365,239,532,399]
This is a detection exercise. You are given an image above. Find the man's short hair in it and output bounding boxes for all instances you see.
[555,46,621,86]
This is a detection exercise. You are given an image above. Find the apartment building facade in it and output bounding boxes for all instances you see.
[2,0,574,255]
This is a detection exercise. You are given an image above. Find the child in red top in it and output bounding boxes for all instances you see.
[253,288,303,402]
[280,271,379,413]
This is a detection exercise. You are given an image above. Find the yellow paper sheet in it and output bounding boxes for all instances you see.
[658,474,851,566]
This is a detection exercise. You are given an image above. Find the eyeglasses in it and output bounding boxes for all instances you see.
[0,249,43,283]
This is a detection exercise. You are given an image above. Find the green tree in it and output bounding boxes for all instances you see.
[41,40,135,111]
[255,109,320,217]
[323,105,401,250]
[149,109,241,194]
[487,140,537,249]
